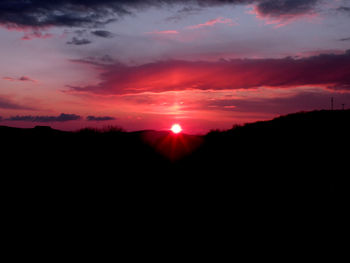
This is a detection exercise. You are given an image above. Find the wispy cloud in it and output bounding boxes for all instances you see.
[147,17,236,38]
[0,96,37,110]
[21,30,54,40]
[2,76,37,83]
[66,37,92,45]
[91,30,115,38]
[187,17,237,29]
[339,37,350,42]
[166,6,203,22]
[146,30,179,35]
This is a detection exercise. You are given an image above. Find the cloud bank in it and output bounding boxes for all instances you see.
[66,37,92,45]
[0,0,322,28]
[86,116,116,121]
[68,50,350,95]
[91,30,115,38]
[6,113,81,122]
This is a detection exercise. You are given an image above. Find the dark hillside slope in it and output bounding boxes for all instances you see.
[180,110,349,203]
[1,110,349,221]
[198,109,349,171]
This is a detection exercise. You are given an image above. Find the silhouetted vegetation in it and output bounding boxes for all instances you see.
[2,110,349,225]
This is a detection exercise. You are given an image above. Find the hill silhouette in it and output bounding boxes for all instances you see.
[1,110,349,235]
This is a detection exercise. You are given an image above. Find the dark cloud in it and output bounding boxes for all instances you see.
[6,113,81,122]
[67,50,350,95]
[0,116,3,122]
[19,76,37,82]
[166,6,203,22]
[3,76,37,82]
[337,6,350,14]
[0,96,36,110]
[74,29,88,36]
[255,0,320,16]
[91,30,114,38]
[339,37,350,41]
[66,37,92,45]
[6,116,35,122]
[0,0,123,28]
[69,55,115,67]
[0,1,322,28]
[86,116,116,121]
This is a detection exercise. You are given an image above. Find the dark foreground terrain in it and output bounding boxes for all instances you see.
[1,110,349,246]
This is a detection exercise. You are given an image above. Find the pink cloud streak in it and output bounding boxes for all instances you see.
[21,31,54,40]
[187,17,237,29]
[1,24,54,40]
[146,30,179,35]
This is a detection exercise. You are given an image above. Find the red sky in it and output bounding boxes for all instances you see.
[1,0,350,133]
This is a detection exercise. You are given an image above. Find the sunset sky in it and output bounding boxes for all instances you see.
[1,0,350,133]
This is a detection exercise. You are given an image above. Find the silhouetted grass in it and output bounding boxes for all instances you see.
[77,125,125,134]
[1,109,349,221]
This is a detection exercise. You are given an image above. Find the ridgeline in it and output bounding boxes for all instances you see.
[1,110,349,221]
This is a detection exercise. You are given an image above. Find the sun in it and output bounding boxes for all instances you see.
[171,124,182,134]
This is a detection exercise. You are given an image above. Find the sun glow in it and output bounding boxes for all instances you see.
[171,124,182,134]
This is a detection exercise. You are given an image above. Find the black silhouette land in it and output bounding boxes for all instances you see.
[2,110,349,236]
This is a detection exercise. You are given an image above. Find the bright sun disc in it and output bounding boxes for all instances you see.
[171,124,182,134]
